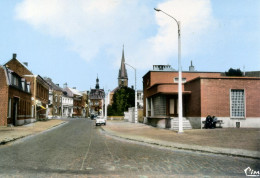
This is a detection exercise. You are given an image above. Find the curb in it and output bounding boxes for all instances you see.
[101,127,260,160]
[0,121,67,146]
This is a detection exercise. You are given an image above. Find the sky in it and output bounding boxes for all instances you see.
[0,0,259,91]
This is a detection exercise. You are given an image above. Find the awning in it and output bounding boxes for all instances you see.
[40,105,46,110]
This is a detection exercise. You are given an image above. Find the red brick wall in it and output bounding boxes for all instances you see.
[0,67,8,126]
[200,78,260,117]
[184,79,201,117]
[143,71,221,117]
[9,86,32,121]
[149,71,221,86]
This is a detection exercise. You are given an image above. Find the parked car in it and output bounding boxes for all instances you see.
[95,116,106,126]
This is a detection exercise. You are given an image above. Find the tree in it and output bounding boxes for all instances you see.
[109,86,135,116]
[225,68,243,76]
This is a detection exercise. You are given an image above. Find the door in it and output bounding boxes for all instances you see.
[12,98,19,126]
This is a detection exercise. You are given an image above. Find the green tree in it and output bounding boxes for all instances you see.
[225,68,243,76]
[110,86,135,116]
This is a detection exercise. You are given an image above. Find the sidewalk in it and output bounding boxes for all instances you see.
[0,119,66,145]
[102,121,260,159]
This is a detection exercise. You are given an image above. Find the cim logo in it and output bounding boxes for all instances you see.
[244,167,260,177]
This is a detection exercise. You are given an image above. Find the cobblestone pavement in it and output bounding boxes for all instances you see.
[0,119,65,144]
[0,118,259,177]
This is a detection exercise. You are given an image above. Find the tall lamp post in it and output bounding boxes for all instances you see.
[105,90,110,119]
[154,8,183,133]
[124,62,137,123]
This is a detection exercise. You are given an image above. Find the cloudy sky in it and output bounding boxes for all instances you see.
[0,0,259,91]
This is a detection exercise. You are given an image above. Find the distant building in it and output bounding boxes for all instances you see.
[63,86,84,117]
[110,46,130,105]
[89,76,105,115]
[80,90,90,118]
[118,46,128,87]
[137,90,143,109]
[44,77,63,118]
[61,84,73,118]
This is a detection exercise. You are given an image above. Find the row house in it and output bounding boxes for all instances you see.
[62,84,73,118]
[44,77,63,118]
[63,85,87,117]
[0,65,32,126]
[81,91,90,118]
[3,54,49,122]
[143,64,260,129]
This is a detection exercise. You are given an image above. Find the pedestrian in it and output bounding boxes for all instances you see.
[212,116,218,128]
[205,115,212,129]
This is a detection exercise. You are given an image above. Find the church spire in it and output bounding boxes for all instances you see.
[118,45,128,87]
[95,74,100,89]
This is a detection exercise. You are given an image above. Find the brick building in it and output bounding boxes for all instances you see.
[143,65,260,129]
[4,54,49,120]
[63,85,84,117]
[0,65,32,126]
[44,77,63,118]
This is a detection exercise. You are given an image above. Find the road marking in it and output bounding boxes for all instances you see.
[80,125,93,171]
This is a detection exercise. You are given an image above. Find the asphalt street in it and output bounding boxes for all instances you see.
[0,118,259,177]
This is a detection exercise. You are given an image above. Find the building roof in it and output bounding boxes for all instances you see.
[68,87,82,96]
[4,53,33,76]
[89,88,105,100]
[44,77,63,91]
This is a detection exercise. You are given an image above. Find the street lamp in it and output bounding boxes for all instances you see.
[105,90,110,119]
[124,62,137,124]
[154,8,183,133]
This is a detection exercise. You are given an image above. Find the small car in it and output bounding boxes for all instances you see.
[95,116,106,126]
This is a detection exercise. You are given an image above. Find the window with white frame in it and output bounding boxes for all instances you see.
[230,89,245,118]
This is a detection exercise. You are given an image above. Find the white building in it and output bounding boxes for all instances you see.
[62,94,73,117]
[137,90,143,109]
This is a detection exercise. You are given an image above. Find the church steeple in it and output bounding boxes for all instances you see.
[95,74,100,89]
[118,45,128,87]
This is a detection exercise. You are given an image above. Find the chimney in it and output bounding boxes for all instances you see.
[189,60,195,71]
[73,87,76,89]
[13,53,17,59]
[56,84,59,87]
[23,62,28,67]
[63,82,67,88]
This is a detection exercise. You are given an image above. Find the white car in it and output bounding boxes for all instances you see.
[95,117,106,126]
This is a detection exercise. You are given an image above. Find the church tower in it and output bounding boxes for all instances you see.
[118,45,128,87]
[95,75,100,89]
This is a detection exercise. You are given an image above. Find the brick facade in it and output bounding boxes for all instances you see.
[5,54,49,121]
[0,66,9,126]
[143,70,260,128]
[0,65,32,126]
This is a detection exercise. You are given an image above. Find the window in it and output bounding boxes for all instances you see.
[32,105,34,117]
[55,95,58,102]
[8,98,11,118]
[230,89,245,118]
[12,75,19,86]
[27,83,30,93]
[174,77,186,83]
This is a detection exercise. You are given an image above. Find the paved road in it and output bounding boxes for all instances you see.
[0,118,259,177]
